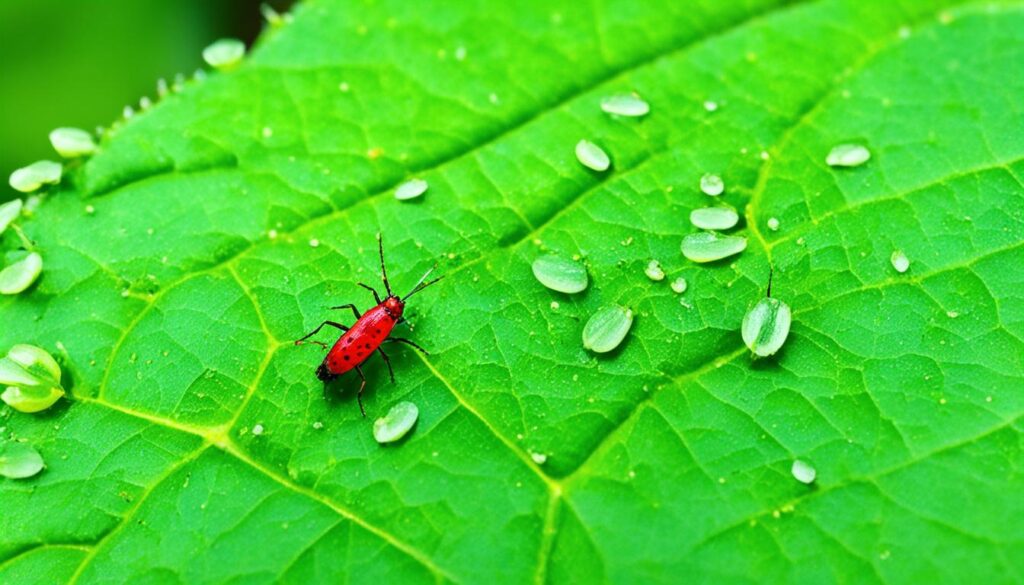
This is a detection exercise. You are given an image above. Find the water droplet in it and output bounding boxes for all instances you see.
[890,250,910,273]
[202,38,246,70]
[791,459,816,484]
[0,442,44,479]
[532,255,588,294]
[394,178,428,201]
[690,206,739,230]
[699,173,724,196]
[49,128,97,158]
[670,277,687,294]
[767,217,780,231]
[644,259,665,281]
[312,421,324,430]
[9,161,62,193]
[530,452,548,465]
[742,297,792,357]
[600,94,650,117]
[0,200,22,235]
[309,238,320,248]
[251,424,265,436]
[826,143,870,168]
[582,306,633,353]
[373,401,419,443]
[575,140,610,172]
[0,252,43,295]
[703,100,718,112]
[681,232,747,263]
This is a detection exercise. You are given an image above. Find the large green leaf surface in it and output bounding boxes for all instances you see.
[1,0,1022,582]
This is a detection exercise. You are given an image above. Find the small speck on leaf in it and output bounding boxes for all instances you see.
[890,250,910,273]
[700,173,724,196]
[203,38,246,70]
[600,94,649,117]
[826,143,870,168]
[645,259,665,281]
[791,459,816,484]
[575,140,610,172]
[395,178,428,201]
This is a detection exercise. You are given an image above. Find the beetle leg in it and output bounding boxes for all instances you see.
[354,365,368,418]
[357,282,382,304]
[295,321,348,346]
[385,337,429,356]
[377,347,396,383]
[329,303,361,319]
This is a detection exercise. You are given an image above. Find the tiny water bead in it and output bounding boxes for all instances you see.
[681,232,747,263]
[202,38,246,70]
[9,161,62,193]
[600,94,650,117]
[791,459,816,484]
[767,217,780,231]
[49,127,97,158]
[826,143,871,168]
[699,173,724,196]
[532,255,588,294]
[690,206,739,230]
[582,305,633,353]
[575,140,611,172]
[0,200,23,234]
[645,259,665,281]
[0,344,65,414]
[890,250,910,273]
[670,277,688,294]
[394,178,428,200]
[374,401,419,443]
[530,452,548,465]
[0,442,44,479]
[741,297,792,357]
[0,252,43,295]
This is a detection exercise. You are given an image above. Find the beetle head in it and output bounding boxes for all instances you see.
[383,296,405,319]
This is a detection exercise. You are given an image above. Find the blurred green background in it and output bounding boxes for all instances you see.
[0,0,292,202]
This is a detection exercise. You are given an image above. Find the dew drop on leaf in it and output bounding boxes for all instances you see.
[890,250,910,273]
[600,94,650,117]
[0,442,44,479]
[251,424,265,436]
[531,255,588,294]
[644,259,665,281]
[582,305,633,353]
[202,38,246,70]
[0,252,43,295]
[741,297,792,357]
[791,459,816,484]
[575,140,610,172]
[689,206,739,230]
[374,401,419,444]
[670,277,687,294]
[49,127,97,158]
[681,232,747,263]
[767,217,780,231]
[826,143,870,167]
[530,452,548,465]
[8,161,62,193]
[394,178,428,200]
[699,173,724,196]
[0,200,22,235]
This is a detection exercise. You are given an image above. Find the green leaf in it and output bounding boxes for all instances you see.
[2,0,1022,582]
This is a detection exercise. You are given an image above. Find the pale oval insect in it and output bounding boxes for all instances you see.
[645,259,665,281]
[582,305,633,353]
[0,252,43,295]
[681,232,747,263]
[575,140,610,172]
[689,206,739,230]
[202,38,246,70]
[826,143,871,168]
[49,127,97,158]
[394,178,428,201]
[374,401,419,443]
[699,173,724,196]
[741,297,792,357]
[670,277,687,294]
[600,94,650,117]
[791,459,816,484]
[0,442,44,480]
[532,255,588,294]
[9,161,62,193]
[890,250,910,273]
[0,200,23,235]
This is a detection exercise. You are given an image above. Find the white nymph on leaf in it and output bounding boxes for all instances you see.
[583,306,633,353]
[575,140,611,172]
[374,402,419,443]
[532,255,588,294]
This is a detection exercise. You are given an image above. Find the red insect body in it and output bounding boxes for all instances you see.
[296,237,440,416]
[321,300,402,377]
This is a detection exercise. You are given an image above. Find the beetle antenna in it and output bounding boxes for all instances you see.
[766,266,774,298]
[377,233,393,297]
[404,264,443,300]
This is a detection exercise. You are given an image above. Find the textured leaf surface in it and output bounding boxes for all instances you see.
[2,0,1023,583]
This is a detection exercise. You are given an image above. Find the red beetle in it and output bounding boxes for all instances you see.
[295,236,442,416]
